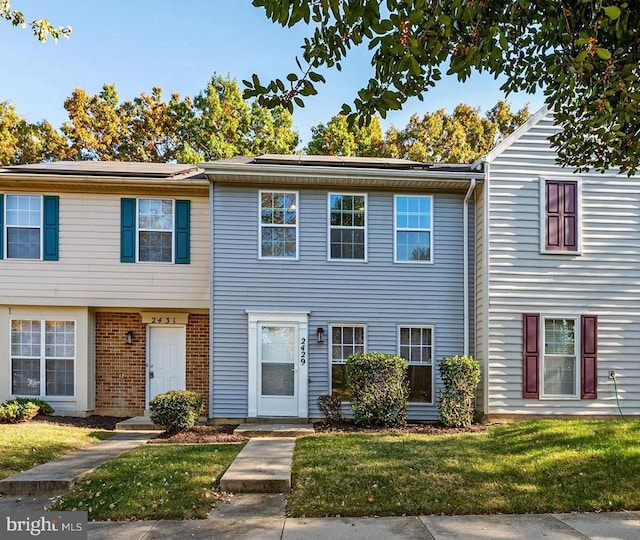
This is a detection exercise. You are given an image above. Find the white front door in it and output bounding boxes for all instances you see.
[148,326,186,404]
[247,311,309,418]
[258,324,298,416]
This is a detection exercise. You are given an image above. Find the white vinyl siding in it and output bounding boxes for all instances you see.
[485,108,640,415]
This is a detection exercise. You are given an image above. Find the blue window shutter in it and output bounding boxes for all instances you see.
[175,200,190,264]
[43,195,59,261]
[120,198,136,263]
[0,194,4,259]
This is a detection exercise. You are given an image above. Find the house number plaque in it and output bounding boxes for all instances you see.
[300,337,306,365]
[141,312,190,325]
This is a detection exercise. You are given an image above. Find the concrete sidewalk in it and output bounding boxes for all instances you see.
[83,510,640,539]
[0,431,157,496]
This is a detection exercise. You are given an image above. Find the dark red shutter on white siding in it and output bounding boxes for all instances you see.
[581,315,598,399]
[522,313,540,398]
[545,180,577,251]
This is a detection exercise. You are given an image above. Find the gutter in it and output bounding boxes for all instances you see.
[463,179,477,357]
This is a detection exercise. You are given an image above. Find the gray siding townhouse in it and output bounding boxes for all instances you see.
[202,155,481,421]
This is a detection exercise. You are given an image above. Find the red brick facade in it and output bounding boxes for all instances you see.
[94,312,210,417]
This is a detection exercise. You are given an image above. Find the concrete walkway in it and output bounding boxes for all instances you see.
[0,431,157,495]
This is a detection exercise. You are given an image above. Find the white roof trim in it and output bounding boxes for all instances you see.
[472,105,551,168]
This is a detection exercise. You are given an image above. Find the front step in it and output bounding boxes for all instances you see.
[234,423,314,438]
[115,416,161,431]
[219,438,295,493]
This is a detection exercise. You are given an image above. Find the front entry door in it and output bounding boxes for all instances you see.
[258,324,298,416]
[148,326,186,404]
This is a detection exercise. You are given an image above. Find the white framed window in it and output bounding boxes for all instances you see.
[394,195,433,263]
[5,194,42,259]
[11,319,76,397]
[328,193,367,260]
[542,317,578,398]
[398,325,434,403]
[329,324,366,400]
[138,199,174,263]
[259,191,298,259]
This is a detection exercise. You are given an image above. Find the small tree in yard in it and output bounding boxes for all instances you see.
[438,355,481,428]
[345,352,409,427]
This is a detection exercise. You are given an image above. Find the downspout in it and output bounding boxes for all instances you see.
[208,177,215,419]
[463,179,476,357]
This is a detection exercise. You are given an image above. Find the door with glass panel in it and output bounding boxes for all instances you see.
[258,324,298,416]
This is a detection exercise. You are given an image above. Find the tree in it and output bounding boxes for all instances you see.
[306,114,383,156]
[1,1,70,41]
[247,1,640,174]
[0,102,66,165]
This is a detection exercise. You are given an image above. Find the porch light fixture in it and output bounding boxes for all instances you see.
[125,330,134,345]
[316,327,325,344]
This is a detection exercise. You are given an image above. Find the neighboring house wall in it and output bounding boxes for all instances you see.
[211,183,473,420]
[0,191,210,308]
[484,110,640,416]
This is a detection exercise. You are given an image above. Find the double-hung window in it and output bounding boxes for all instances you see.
[11,320,75,397]
[0,194,59,260]
[398,326,434,403]
[542,317,577,397]
[260,191,298,258]
[120,198,190,264]
[394,195,432,262]
[330,324,365,400]
[328,194,366,260]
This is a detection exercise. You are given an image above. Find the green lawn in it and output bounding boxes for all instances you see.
[0,422,113,480]
[50,444,244,520]
[288,419,640,517]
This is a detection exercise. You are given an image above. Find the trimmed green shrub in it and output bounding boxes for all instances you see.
[345,352,409,427]
[12,397,54,415]
[317,394,343,424]
[438,355,481,428]
[149,390,204,434]
[0,400,39,423]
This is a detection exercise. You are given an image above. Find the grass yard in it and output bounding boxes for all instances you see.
[50,443,244,520]
[0,422,113,480]
[288,419,640,517]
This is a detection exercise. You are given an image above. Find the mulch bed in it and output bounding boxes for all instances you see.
[33,414,124,430]
[148,425,248,444]
[314,421,488,435]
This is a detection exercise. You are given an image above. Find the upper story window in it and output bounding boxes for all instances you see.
[328,193,366,260]
[11,319,75,397]
[0,194,59,261]
[260,191,298,259]
[120,198,190,264]
[541,178,580,254]
[330,324,366,400]
[398,326,434,403]
[394,195,433,262]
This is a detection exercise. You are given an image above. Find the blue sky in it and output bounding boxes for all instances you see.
[1,1,545,146]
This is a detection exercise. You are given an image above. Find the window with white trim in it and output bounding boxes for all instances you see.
[260,191,298,258]
[329,194,366,260]
[11,320,75,397]
[6,195,41,259]
[398,326,433,403]
[542,317,577,397]
[394,196,432,262]
[330,324,365,400]
[138,199,173,262]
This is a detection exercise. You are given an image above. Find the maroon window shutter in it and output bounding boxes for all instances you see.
[522,313,540,398]
[581,315,598,399]
[545,180,577,251]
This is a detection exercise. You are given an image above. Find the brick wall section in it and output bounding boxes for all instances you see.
[186,313,210,416]
[95,312,210,417]
[95,312,146,416]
